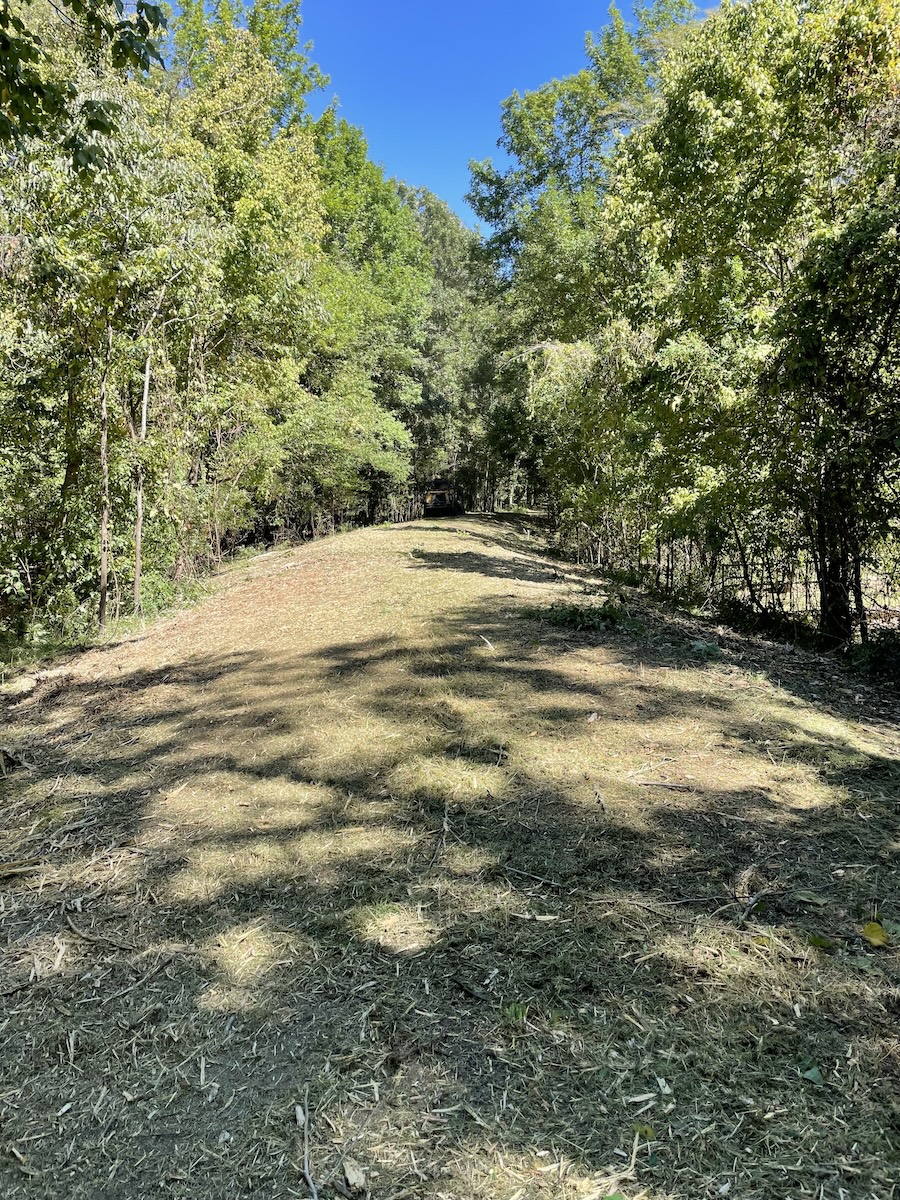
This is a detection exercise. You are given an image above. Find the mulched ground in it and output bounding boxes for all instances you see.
[1,515,898,1200]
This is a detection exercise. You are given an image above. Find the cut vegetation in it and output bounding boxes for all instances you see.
[1,515,898,1200]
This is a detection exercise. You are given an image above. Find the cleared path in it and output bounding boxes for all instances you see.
[2,516,898,1200]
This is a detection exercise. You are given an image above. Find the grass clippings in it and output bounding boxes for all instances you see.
[1,514,898,1200]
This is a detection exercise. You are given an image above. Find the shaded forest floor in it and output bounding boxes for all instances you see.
[1,514,899,1200]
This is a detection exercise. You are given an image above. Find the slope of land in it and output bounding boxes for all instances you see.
[1,515,898,1200]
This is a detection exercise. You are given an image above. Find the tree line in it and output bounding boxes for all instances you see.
[0,0,488,638]
[2,0,899,660]
[470,0,900,652]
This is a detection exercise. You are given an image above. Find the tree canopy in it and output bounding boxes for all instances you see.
[0,0,484,637]
[2,0,899,658]
[467,0,900,650]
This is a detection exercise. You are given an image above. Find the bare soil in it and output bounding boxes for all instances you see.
[1,514,899,1200]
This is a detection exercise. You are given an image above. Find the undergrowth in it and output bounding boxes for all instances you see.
[521,598,640,633]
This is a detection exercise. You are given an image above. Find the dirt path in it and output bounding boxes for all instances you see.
[2,516,899,1200]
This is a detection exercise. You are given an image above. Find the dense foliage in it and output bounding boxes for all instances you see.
[3,0,899,655]
[469,0,900,648]
[0,0,482,637]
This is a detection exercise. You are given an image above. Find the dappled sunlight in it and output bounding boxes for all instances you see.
[144,776,338,837]
[386,747,509,805]
[161,824,419,905]
[440,844,499,877]
[350,900,442,955]
[2,518,898,1200]
[202,918,304,987]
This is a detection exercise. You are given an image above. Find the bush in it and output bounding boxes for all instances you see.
[850,628,900,679]
[523,599,633,632]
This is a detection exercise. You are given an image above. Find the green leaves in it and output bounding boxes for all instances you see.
[1,0,483,629]
[475,0,900,638]
[0,0,165,148]
[468,1,694,269]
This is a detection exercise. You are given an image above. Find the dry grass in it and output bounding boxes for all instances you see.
[1,514,898,1200]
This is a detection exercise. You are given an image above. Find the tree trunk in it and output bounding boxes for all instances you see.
[852,542,868,645]
[98,327,112,632]
[813,475,853,647]
[133,351,150,614]
[58,362,82,527]
[728,514,763,611]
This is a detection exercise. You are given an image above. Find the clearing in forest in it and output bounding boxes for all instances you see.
[1,515,899,1200]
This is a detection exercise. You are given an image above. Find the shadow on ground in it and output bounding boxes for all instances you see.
[1,520,898,1200]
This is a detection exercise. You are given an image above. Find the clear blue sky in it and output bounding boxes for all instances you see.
[300,1,634,226]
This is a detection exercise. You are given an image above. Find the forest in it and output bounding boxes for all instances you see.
[2,6,900,1198]
[1,0,899,659]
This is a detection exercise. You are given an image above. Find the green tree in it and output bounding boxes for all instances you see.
[468,1,694,269]
[476,0,900,642]
[0,0,165,150]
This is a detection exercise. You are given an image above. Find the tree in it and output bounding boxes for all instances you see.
[0,0,165,152]
[172,0,325,121]
[467,0,694,270]
[473,0,900,642]
[768,153,900,642]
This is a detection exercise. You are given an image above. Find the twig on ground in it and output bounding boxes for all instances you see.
[301,1084,318,1200]
[428,800,450,867]
[626,757,678,778]
[100,952,176,1005]
[320,1101,381,1188]
[65,913,135,951]
[636,781,695,791]
[505,864,564,888]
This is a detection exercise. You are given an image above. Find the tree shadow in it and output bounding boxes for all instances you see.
[1,557,898,1199]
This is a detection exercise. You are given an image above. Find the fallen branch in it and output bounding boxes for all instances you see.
[736,889,779,927]
[65,913,135,951]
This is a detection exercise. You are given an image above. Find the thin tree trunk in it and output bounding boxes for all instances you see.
[98,326,112,632]
[58,362,82,528]
[728,514,763,611]
[133,351,150,614]
[852,540,868,645]
[764,547,784,613]
[814,475,853,646]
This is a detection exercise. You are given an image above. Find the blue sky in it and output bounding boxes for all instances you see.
[300,1,634,225]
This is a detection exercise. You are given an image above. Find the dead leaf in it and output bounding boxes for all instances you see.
[862,921,889,947]
[808,934,835,950]
[344,1159,366,1191]
[795,890,829,907]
